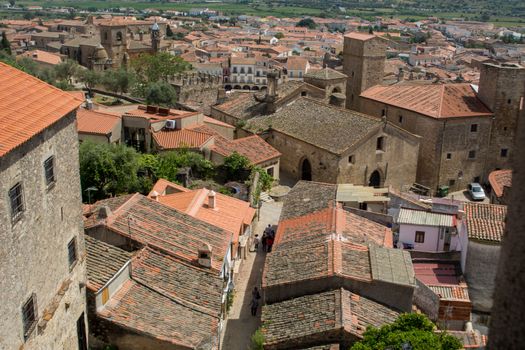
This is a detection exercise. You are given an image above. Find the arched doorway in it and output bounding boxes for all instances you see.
[224,85,232,91]
[369,170,381,187]
[243,85,251,90]
[301,158,312,181]
[233,85,242,90]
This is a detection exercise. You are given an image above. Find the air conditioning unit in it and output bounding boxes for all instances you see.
[165,120,176,130]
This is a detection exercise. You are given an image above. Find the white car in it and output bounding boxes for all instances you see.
[468,183,486,201]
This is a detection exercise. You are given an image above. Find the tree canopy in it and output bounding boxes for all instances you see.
[1,31,11,55]
[132,52,191,84]
[145,80,178,107]
[296,18,317,29]
[350,313,462,350]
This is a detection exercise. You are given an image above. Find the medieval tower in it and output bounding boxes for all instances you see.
[100,23,128,68]
[343,33,386,111]
[478,63,525,172]
[151,22,161,53]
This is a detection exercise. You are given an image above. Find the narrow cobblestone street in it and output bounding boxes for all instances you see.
[221,201,283,350]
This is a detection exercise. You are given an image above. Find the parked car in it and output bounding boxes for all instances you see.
[468,183,486,201]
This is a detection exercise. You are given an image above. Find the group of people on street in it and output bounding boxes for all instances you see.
[254,224,275,252]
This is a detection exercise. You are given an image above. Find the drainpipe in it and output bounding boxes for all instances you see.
[436,120,447,194]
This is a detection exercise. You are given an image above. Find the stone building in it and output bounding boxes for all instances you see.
[169,72,223,114]
[477,63,525,173]
[360,83,494,192]
[303,67,347,107]
[0,63,87,349]
[247,97,420,189]
[343,33,386,111]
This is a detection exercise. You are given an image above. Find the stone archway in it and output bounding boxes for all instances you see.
[301,158,312,181]
[233,85,242,90]
[243,85,251,90]
[369,170,381,188]
[225,85,232,91]
[251,86,260,90]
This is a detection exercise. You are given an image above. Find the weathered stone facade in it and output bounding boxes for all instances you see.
[343,34,386,111]
[0,112,87,349]
[171,73,223,114]
[478,63,525,173]
[360,101,492,191]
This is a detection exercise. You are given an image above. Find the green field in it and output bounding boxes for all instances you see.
[11,0,525,27]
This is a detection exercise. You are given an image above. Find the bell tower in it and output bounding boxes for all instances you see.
[151,22,161,53]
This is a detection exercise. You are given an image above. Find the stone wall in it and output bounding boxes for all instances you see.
[464,240,500,313]
[264,275,413,312]
[171,73,222,115]
[360,98,493,191]
[478,63,525,172]
[0,112,87,349]
[337,123,420,190]
[343,35,386,111]
[413,279,440,321]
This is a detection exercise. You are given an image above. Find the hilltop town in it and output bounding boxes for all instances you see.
[0,4,524,350]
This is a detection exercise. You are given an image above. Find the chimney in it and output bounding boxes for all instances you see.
[208,190,216,209]
[265,69,279,114]
[85,97,93,110]
[150,190,159,201]
[97,205,112,219]
[197,243,212,268]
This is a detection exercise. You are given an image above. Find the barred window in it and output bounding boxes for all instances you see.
[68,237,77,268]
[9,182,24,220]
[44,156,55,186]
[22,294,37,340]
[415,231,425,243]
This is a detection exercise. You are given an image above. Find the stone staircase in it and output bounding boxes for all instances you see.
[259,191,274,203]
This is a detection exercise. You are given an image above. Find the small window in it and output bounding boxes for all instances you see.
[449,179,456,186]
[301,91,307,97]
[68,237,77,268]
[470,124,478,132]
[116,31,123,41]
[376,136,385,151]
[399,115,403,123]
[22,294,37,340]
[381,109,386,116]
[468,150,476,159]
[44,156,55,186]
[507,99,511,105]
[500,148,508,158]
[446,153,452,160]
[415,231,425,243]
[474,176,481,183]
[9,182,24,220]
[348,155,355,164]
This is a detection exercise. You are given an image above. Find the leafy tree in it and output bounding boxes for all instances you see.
[351,313,462,350]
[54,59,79,85]
[1,31,11,55]
[79,141,142,201]
[145,80,177,107]
[131,52,190,84]
[296,18,316,29]
[102,69,136,96]
[166,25,174,37]
[222,152,251,180]
[253,166,273,191]
[274,32,284,39]
[8,0,15,7]
[157,149,214,181]
[77,68,101,90]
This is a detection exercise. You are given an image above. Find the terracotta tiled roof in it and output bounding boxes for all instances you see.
[286,56,309,71]
[262,288,399,347]
[77,108,121,135]
[212,135,281,165]
[345,32,376,41]
[99,280,219,348]
[247,98,381,155]
[280,181,337,220]
[18,49,63,65]
[152,129,214,150]
[264,207,408,288]
[488,169,512,198]
[132,247,223,316]
[84,194,231,272]
[151,179,255,240]
[429,285,470,301]
[85,235,132,292]
[203,116,235,129]
[0,62,83,157]
[464,202,507,242]
[360,84,493,119]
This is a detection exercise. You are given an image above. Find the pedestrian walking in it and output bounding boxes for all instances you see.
[253,234,260,251]
[252,286,261,300]
[267,235,274,252]
[262,232,267,252]
[250,297,259,316]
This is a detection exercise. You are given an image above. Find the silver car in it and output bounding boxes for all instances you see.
[468,183,486,201]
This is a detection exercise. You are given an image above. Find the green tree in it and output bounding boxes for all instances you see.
[102,69,136,96]
[166,25,174,37]
[296,18,316,29]
[54,59,79,85]
[156,149,214,181]
[8,0,15,7]
[145,80,177,107]
[274,32,284,39]
[132,52,190,84]
[79,141,142,201]
[77,68,101,90]
[351,313,462,350]
[1,31,11,55]
[222,152,251,180]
